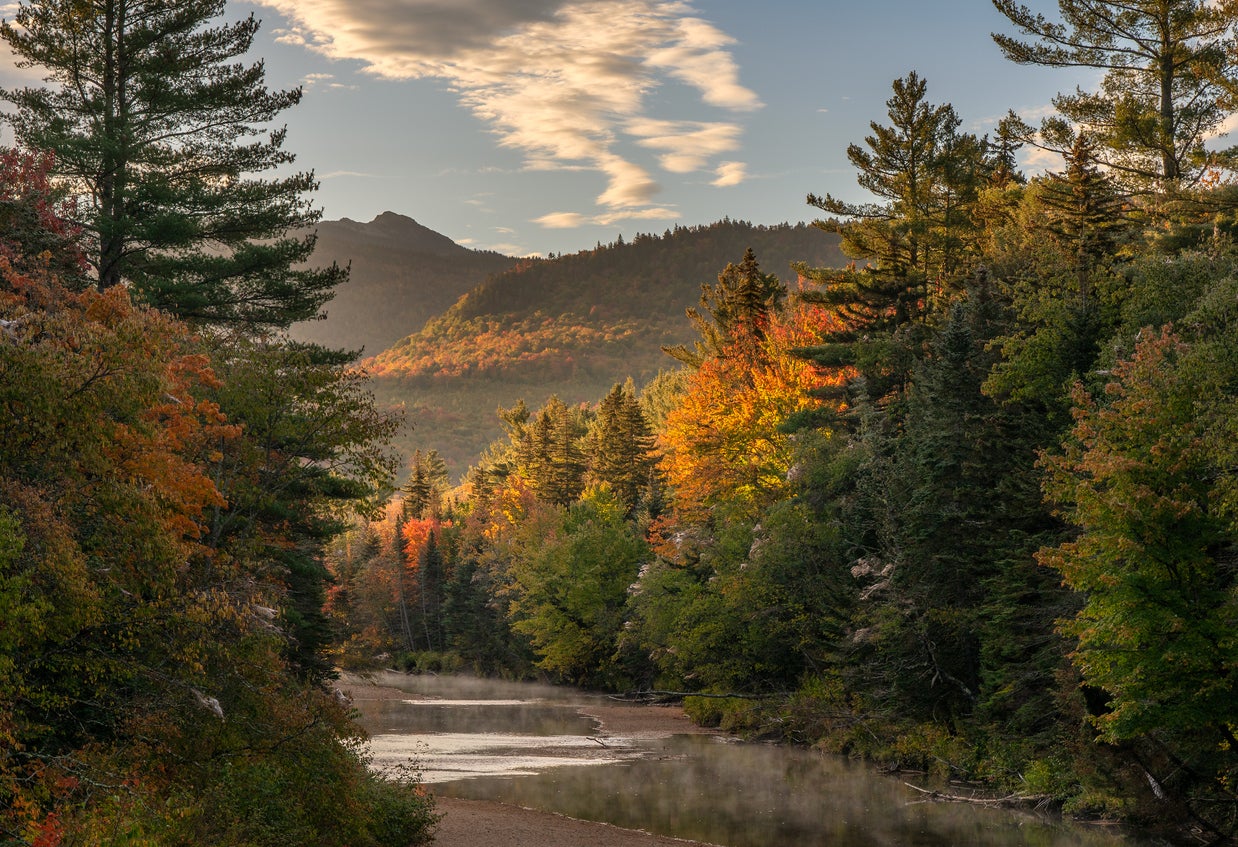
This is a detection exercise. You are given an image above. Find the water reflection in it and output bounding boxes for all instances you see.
[352,673,1144,847]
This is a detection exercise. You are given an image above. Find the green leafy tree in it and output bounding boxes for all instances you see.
[992,0,1238,191]
[0,0,343,328]
[1043,311,1237,739]
[1041,279,1237,828]
[508,489,650,687]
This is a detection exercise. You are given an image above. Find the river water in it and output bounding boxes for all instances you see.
[351,671,1146,847]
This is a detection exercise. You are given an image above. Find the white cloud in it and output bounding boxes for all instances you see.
[711,161,746,186]
[533,206,678,228]
[252,0,760,212]
[302,72,338,89]
[1205,110,1238,141]
[486,242,540,257]
[628,118,743,173]
[534,211,589,229]
[1021,145,1064,175]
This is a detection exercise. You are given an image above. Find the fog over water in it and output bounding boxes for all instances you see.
[352,672,1148,847]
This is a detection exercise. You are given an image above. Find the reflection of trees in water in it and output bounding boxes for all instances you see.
[358,674,1128,847]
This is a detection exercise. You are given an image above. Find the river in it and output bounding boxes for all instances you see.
[350,671,1147,847]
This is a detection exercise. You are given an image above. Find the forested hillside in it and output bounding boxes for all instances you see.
[289,211,517,354]
[367,220,845,473]
[329,15,1238,843]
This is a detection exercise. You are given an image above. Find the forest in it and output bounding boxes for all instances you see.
[1,0,1236,845]
[0,1,436,845]
[330,5,1238,845]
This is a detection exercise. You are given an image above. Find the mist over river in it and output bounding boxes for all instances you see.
[349,672,1149,847]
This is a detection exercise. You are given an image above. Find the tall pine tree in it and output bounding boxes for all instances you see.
[992,0,1238,191]
[1,0,343,328]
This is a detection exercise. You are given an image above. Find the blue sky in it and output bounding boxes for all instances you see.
[3,1,1089,257]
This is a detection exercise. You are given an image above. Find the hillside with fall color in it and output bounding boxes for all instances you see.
[290,212,518,354]
[363,220,845,474]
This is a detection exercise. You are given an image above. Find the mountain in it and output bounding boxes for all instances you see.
[289,212,518,354]
[364,219,847,477]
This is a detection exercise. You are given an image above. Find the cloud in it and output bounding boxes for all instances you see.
[486,242,540,257]
[533,206,679,228]
[302,72,335,88]
[711,161,746,187]
[1205,110,1238,141]
[253,0,760,212]
[628,118,743,173]
[1021,145,1064,175]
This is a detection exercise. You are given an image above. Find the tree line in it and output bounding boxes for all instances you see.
[330,1,1237,841]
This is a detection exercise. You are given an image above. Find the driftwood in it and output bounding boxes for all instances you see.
[610,689,779,702]
[903,782,1055,810]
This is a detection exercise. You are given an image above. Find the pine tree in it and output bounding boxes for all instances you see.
[1038,132,1132,302]
[663,248,787,368]
[806,72,986,326]
[588,382,658,514]
[0,0,343,328]
[992,0,1238,191]
[401,449,449,519]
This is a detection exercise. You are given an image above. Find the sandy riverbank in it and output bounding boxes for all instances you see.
[337,674,720,847]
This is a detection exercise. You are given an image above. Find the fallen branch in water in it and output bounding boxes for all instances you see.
[903,782,1055,810]
[611,689,781,702]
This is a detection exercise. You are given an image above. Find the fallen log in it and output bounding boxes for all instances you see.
[903,782,1055,810]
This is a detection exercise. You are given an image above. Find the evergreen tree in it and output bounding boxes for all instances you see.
[0,0,343,328]
[798,74,987,407]
[414,529,445,653]
[401,449,449,519]
[805,72,986,333]
[588,381,658,515]
[992,0,1238,191]
[664,247,787,368]
[984,136,1133,415]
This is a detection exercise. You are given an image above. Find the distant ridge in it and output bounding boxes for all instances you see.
[322,211,472,258]
[363,219,847,475]
[290,212,517,354]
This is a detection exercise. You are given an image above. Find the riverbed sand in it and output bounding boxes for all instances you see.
[337,675,719,846]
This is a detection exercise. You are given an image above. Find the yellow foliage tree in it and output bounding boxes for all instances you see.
[659,301,846,521]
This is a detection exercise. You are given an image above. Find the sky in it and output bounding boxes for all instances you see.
[1,0,1097,258]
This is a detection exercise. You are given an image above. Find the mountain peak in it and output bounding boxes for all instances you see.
[321,212,470,258]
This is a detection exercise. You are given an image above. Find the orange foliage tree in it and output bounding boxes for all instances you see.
[659,300,846,521]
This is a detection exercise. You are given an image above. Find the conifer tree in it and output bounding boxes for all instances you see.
[664,248,786,368]
[0,0,343,328]
[1039,132,1132,301]
[588,382,658,514]
[992,0,1238,191]
[806,72,986,331]
[401,449,449,519]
